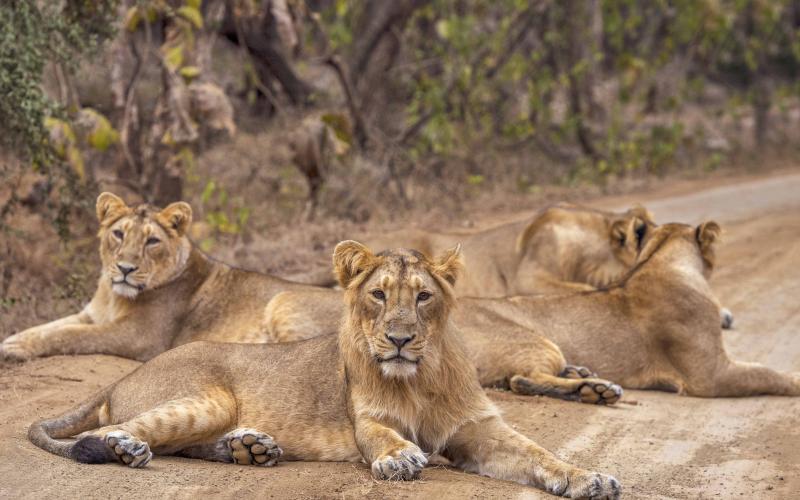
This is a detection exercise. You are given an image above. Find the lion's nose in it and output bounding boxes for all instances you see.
[386,333,415,349]
[117,263,138,276]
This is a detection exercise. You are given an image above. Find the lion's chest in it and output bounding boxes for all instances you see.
[358,391,459,453]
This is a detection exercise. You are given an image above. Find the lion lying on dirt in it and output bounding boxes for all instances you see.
[334,203,655,296]
[28,242,621,499]
[364,202,732,329]
[266,223,797,397]
[0,192,315,362]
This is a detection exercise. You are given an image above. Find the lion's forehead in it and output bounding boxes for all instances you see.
[113,215,169,240]
[370,254,432,288]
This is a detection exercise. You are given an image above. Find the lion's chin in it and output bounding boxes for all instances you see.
[380,359,418,379]
[112,282,141,299]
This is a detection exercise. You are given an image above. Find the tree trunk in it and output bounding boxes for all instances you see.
[220,2,311,105]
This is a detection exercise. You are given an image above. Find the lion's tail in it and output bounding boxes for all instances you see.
[28,389,115,463]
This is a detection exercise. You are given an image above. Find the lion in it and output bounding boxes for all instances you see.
[266,286,623,405]
[0,192,316,362]
[28,242,621,499]
[310,203,734,329]
[346,203,657,296]
[265,223,797,397]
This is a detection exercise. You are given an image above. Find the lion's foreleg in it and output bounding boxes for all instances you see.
[1,312,91,360]
[353,415,428,480]
[444,416,621,499]
[509,371,622,405]
[1,322,163,361]
[702,360,800,397]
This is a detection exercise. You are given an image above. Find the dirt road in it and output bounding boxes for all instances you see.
[1,172,799,499]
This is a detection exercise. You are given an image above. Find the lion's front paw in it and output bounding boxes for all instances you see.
[541,470,620,499]
[106,431,152,468]
[0,332,40,361]
[561,471,621,499]
[371,445,428,481]
[578,381,623,405]
[225,428,283,466]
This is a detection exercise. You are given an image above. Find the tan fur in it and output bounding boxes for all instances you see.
[353,203,656,297]
[28,243,620,499]
[1,192,317,362]
[266,224,797,398]
[265,287,623,405]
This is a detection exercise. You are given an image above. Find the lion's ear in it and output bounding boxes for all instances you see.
[432,244,463,286]
[333,240,377,288]
[96,192,129,226]
[613,216,650,252]
[696,221,721,268]
[159,202,193,236]
[627,204,655,225]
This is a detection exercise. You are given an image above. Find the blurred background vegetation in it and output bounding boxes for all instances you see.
[2,0,800,324]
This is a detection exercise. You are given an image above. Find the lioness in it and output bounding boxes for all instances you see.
[331,203,655,296]
[265,223,798,397]
[29,243,621,499]
[352,204,732,329]
[0,192,315,361]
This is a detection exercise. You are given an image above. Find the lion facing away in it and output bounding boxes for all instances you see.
[0,192,316,362]
[336,203,655,297]
[265,223,797,398]
[28,242,620,499]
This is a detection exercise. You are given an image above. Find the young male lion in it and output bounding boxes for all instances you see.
[264,223,796,397]
[0,192,315,361]
[28,242,621,499]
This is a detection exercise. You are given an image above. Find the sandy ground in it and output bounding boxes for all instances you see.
[1,173,799,499]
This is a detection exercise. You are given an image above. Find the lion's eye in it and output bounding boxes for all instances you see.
[417,291,432,302]
[371,290,385,300]
[113,230,124,240]
[146,237,161,246]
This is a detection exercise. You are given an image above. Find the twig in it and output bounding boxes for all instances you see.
[324,55,369,149]
[230,4,283,115]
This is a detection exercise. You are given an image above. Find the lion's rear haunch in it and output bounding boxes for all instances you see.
[27,392,113,463]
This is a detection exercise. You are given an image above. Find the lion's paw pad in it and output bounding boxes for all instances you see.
[561,365,596,379]
[578,381,623,405]
[105,431,152,468]
[371,447,428,481]
[564,471,621,499]
[225,428,282,466]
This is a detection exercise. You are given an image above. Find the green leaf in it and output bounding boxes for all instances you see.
[81,108,119,151]
[164,45,184,71]
[124,6,141,32]
[177,6,203,29]
[201,181,216,204]
[179,65,201,81]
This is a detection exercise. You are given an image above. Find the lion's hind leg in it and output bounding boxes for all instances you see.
[510,371,623,405]
[76,389,238,467]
